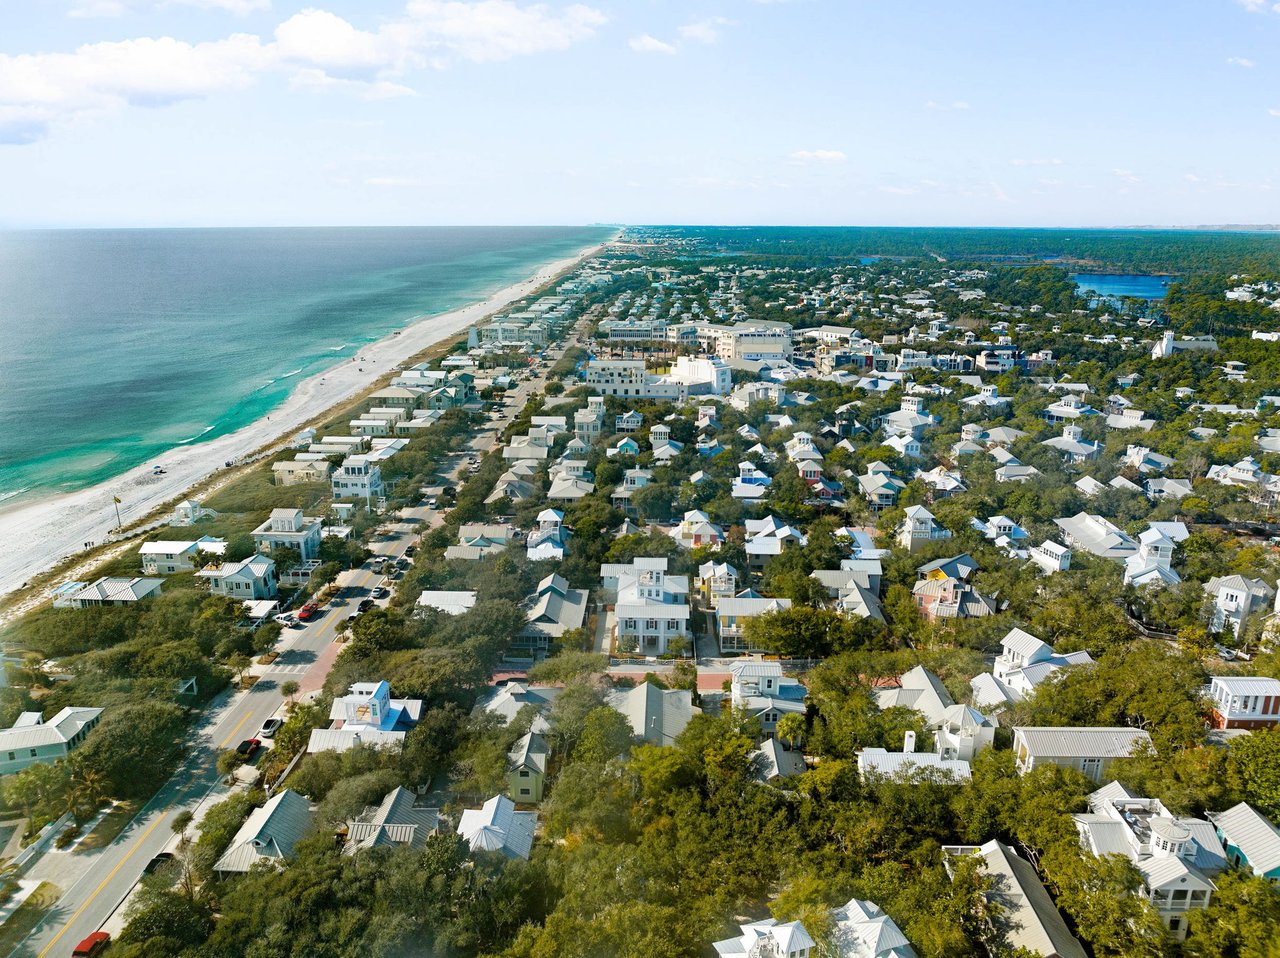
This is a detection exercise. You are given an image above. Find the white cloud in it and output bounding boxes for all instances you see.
[405,0,607,63]
[1237,0,1280,11]
[789,149,846,163]
[925,99,970,111]
[2,1,606,143]
[1227,56,1256,67]
[1270,107,1280,116]
[629,34,677,55]
[68,0,129,17]
[169,0,272,14]
[1009,157,1063,167]
[1112,168,1141,183]
[879,185,918,195]
[1185,173,1200,182]
[364,175,420,186]
[679,17,731,44]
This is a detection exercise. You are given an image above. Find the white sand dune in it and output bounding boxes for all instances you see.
[0,240,609,605]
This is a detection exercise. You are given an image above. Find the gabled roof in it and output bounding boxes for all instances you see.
[344,786,439,854]
[970,841,1087,958]
[606,682,695,746]
[215,789,313,873]
[1209,803,1280,874]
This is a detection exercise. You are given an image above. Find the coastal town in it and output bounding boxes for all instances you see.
[5,226,1280,958]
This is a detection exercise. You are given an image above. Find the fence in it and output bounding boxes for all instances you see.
[12,812,74,875]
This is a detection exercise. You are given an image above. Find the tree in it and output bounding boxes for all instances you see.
[1228,727,1280,819]
[280,680,301,707]
[548,681,606,755]
[575,707,633,765]
[777,712,806,750]
[1183,869,1280,958]
[226,653,251,687]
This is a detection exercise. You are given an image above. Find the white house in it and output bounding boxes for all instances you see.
[253,508,324,562]
[1207,676,1280,730]
[1074,781,1222,940]
[331,456,385,504]
[307,681,423,753]
[612,564,691,655]
[971,628,1094,709]
[897,505,951,554]
[1203,575,1274,638]
[0,707,102,776]
[716,595,792,654]
[730,661,807,736]
[139,537,226,575]
[1013,727,1152,782]
[877,665,995,761]
[197,554,278,600]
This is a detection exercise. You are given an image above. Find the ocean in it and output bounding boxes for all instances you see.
[0,226,613,504]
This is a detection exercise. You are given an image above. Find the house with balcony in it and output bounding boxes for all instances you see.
[858,462,905,511]
[971,628,1095,709]
[253,508,324,562]
[716,594,792,654]
[876,665,995,762]
[729,661,807,736]
[308,681,423,753]
[1073,781,1223,940]
[1053,513,1137,561]
[1123,527,1181,588]
[1207,676,1280,730]
[897,505,951,554]
[1203,575,1274,638]
[612,565,691,655]
[139,537,226,575]
[515,573,588,658]
[745,515,808,572]
[668,510,725,550]
[197,554,277,600]
[1042,424,1103,464]
[697,561,739,608]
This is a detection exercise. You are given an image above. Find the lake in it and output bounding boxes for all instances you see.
[1070,273,1176,301]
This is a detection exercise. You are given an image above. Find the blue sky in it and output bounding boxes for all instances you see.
[1,0,1278,228]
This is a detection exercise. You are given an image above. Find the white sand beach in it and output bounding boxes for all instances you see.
[0,239,610,606]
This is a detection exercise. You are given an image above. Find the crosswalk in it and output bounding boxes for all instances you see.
[266,662,309,675]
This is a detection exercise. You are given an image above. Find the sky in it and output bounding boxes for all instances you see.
[1,0,1279,228]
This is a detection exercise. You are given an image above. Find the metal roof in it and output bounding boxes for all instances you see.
[1209,803,1280,874]
[1014,726,1152,759]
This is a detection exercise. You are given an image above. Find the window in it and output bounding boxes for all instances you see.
[1171,889,1188,905]
[519,788,530,796]
[645,619,658,631]
[6,752,12,762]
[1169,918,1181,932]
[519,770,529,778]
[29,749,36,758]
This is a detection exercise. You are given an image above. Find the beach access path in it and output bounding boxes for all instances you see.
[0,239,609,610]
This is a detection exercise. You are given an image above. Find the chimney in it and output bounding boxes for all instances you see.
[903,731,917,754]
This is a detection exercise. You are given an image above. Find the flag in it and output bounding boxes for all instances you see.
[112,496,121,504]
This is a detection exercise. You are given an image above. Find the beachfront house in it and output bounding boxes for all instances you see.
[139,537,226,575]
[253,508,324,562]
[331,456,385,505]
[196,554,278,600]
[0,707,103,776]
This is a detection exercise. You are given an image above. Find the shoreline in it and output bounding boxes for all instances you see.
[0,235,614,605]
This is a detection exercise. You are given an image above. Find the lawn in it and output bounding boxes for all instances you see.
[76,801,139,852]
[0,882,60,955]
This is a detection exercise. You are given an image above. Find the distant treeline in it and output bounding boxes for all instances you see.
[653,226,1280,275]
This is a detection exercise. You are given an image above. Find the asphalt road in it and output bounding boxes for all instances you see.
[11,524,419,958]
[11,326,584,957]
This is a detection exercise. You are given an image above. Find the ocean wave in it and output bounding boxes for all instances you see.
[176,425,216,444]
[0,487,31,504]
[280,367,304,378]
[329,343,350,351]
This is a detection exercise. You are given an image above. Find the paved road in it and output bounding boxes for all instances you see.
[11,524,420,958]
[10,326,587,957]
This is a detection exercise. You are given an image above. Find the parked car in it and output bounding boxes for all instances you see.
[426,498,438,509]
[236,738,261,759]
[273,613,297,628]
[296,602,319,622]
[394,557,409,570]
[371,587,389,599]
[404,545,417,557]
[257,718,284,739]
[143,852,176,875]
[72,933,111,957]
[358,598,375,612]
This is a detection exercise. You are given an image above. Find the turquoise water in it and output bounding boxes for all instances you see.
[1070,272,1176,300]
[0,226,612,503]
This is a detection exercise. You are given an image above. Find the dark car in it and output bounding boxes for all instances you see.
[404,545,417,557]
[143,852,176,875]
[389,570,404,580]
[358,598,375,612]
[236,738,261,760]
[257,718,284,739]
[73,933,111,957]
[395,557,410,570]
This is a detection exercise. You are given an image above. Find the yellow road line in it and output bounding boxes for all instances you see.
[36,812,166,958]
[218,710,254,750]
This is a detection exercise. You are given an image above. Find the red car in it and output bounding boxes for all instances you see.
[236,738,262,760]
[72,932,111,957]
[296,602,319,622]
